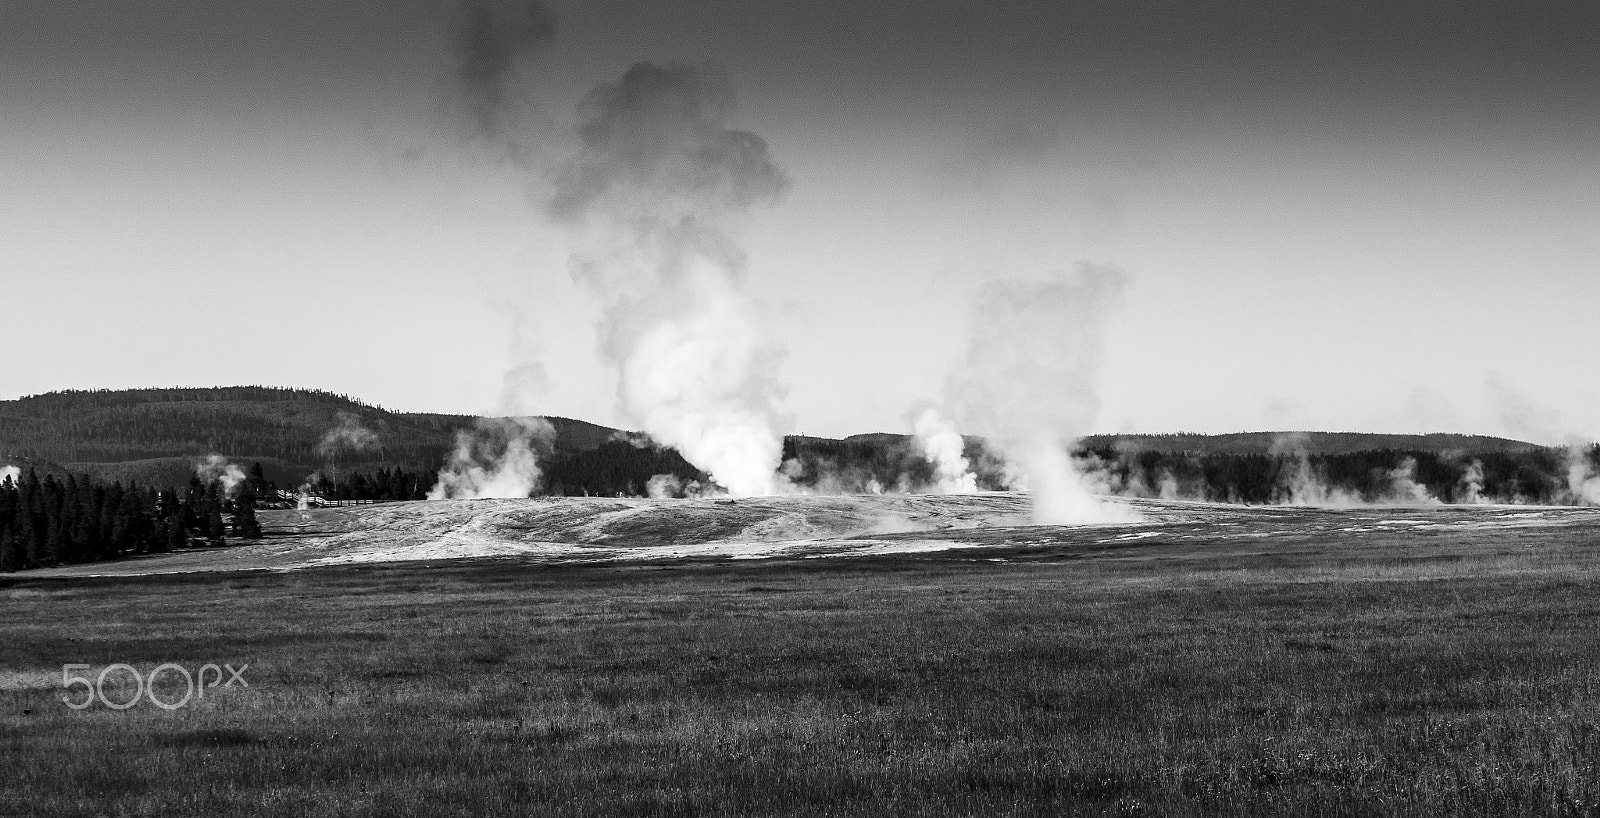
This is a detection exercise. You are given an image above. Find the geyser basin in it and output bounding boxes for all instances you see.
[23,494,1600,577]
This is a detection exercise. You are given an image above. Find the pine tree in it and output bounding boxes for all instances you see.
[0,521,20,572]
[111,483,143,557]
[206,503,226,547]
[96,483,120,560]
[232,489,263,539]
[19,470,42,568]
[59,474,86,564]
[179,491,200,537]
[43,476,66,566]
[0,477,15,541]
[167,509,190,551]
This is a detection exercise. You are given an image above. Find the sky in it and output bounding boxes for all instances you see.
[3,0,1597,444]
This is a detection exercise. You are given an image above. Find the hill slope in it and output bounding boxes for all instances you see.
[0,387,620,488]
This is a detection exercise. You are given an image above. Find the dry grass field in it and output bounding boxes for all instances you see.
[4,495,1600,815]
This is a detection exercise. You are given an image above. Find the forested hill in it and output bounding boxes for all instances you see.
[0,387,621,487]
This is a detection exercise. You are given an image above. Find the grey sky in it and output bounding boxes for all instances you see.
[3,1,1596,442]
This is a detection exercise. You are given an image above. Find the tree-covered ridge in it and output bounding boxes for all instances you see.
[0,386,622,485]
[0,386,453,467]
[305,441,708,502]
[1,386,377,410]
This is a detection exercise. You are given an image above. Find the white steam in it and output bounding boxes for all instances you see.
[550,61,789,497]
[1483,376,1600,506]
[946,263,1137,524]
[1156,470,1181,500]
[1566,448,1600,505]
[609,429,657,449]
[316,411,380,459]
[1456,459,1491,504]
[429,417,554,500]
[911,407,976,494]
[196,455,247,496]
[1384,457,1441,505]
[1268,436,1361,506]
[645,473,682,499]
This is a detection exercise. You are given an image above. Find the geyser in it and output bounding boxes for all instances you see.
[945,262,1137,524]
[429,417,554,499]
[550,61,790,497]
[911,406,977,494]
[195,455,247,496]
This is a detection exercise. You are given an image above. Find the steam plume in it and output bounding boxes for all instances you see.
[551,61,789,497]
[911,407,976,494]
[316,411,380,459]
[1566,447,1600,505]
[1384,457,1441,505]
[1485,374,1564,445]
[1156,469,1181,500]
[1484,376,1599,505]
[1456,459,1491,504]
[948,263,1136,523]
[196,455,247,496]
[451,0,555,137]
[429,417,554,499]
[609,430,657,449]
[646,473,686,499]
[1268,435,1361,506]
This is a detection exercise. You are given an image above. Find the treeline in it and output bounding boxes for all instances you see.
[304,467,436,502]
[314,438,1600,504]
[1076,444,1600,505]
[706,437,1600,504]
[307,442,709,500]
[272,438,931,501]
[779,437,1598,505]
[779,437,947,493]
[1077,431,1541,457]
[542,440,706,497]
[5,386,376,412]
[0,470,262,572]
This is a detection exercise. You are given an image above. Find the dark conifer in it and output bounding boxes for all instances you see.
[167,508,190,551]
[0,521,20,572]
[232,489,263,539]
[19,470,42,568]
[206,502,226,547]
[43,476,66,567]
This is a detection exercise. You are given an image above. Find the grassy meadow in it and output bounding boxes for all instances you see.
[5,536,1600,816]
